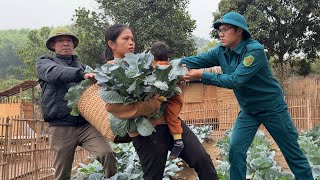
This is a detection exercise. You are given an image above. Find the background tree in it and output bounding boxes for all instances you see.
[75,0,197,58]
[0,29,29,78]
[285,56,313,77]
[17,27,53,80]
[201,40,219,53]
[297,59,312,77]
[72,8,109,66]
[0,77,23,91]
[311,57,320,78]
[212,0,320,80]
[193,36,210,53]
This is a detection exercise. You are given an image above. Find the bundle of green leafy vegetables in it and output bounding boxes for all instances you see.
[95,52,187,137]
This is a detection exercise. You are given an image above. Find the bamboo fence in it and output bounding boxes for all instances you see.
[0,116,90,180]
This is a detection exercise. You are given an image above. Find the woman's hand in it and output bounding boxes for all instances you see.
[105,94,162,119]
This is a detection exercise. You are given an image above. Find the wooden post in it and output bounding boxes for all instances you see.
[32,87,35,119]
[3,116,13,180]
[32,118,39,179]
[19,87,23,119]
[316,79,319,97]
[307,99,311,130]
[1,117,6,180]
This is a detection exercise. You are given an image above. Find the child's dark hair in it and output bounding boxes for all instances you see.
[150,41,170,61]
[102,24,131,62]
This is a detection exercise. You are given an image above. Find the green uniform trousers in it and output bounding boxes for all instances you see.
[229,109,313,180]
[49,123,117,180]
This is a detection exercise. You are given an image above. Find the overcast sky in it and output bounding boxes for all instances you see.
[0,0,220,39]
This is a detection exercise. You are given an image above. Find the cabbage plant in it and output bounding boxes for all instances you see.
[95,52,187,137]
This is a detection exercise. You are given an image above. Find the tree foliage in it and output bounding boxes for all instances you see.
[74,0,197,58]
[193,36,210,53]
[285,56,314,77]
[201,40,220,53]
[0,29,29,78]
[296,59,312,77]
[311,57,320,77]
[72,8,109,66]
[213,0,320,79]
[0,76,23,92]
[17,27,53,80]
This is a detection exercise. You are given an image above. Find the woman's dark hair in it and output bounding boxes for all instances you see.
[102,24,131,62]
[150,41,170,61]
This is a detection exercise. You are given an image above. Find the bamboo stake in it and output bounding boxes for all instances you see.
[4,117,12,180]
[307,99,311,130]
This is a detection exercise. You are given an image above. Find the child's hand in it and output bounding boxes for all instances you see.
[157,96,167,102]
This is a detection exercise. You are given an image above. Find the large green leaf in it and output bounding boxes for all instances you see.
[135,117,155,136]
[99,90,124,104]
[108,113,129,137]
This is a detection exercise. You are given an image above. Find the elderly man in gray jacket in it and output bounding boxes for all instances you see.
[36,27,117,180]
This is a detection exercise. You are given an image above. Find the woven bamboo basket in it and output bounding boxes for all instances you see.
[77,84,114,141]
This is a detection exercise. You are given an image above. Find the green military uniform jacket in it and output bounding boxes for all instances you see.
[181,39,286,115]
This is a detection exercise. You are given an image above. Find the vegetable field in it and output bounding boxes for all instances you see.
[72,126,320,180]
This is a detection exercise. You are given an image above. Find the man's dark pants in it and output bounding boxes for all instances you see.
[49,123,117,180]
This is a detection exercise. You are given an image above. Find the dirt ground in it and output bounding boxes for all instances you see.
[172,139,290,180]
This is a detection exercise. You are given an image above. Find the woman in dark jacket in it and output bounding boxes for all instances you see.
[103,24,218,180]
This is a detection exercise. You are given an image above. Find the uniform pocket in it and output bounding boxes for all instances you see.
[285,121,293,130]
[281,112,298,141]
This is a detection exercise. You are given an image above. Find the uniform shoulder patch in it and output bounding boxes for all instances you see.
[243,55,254,67]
